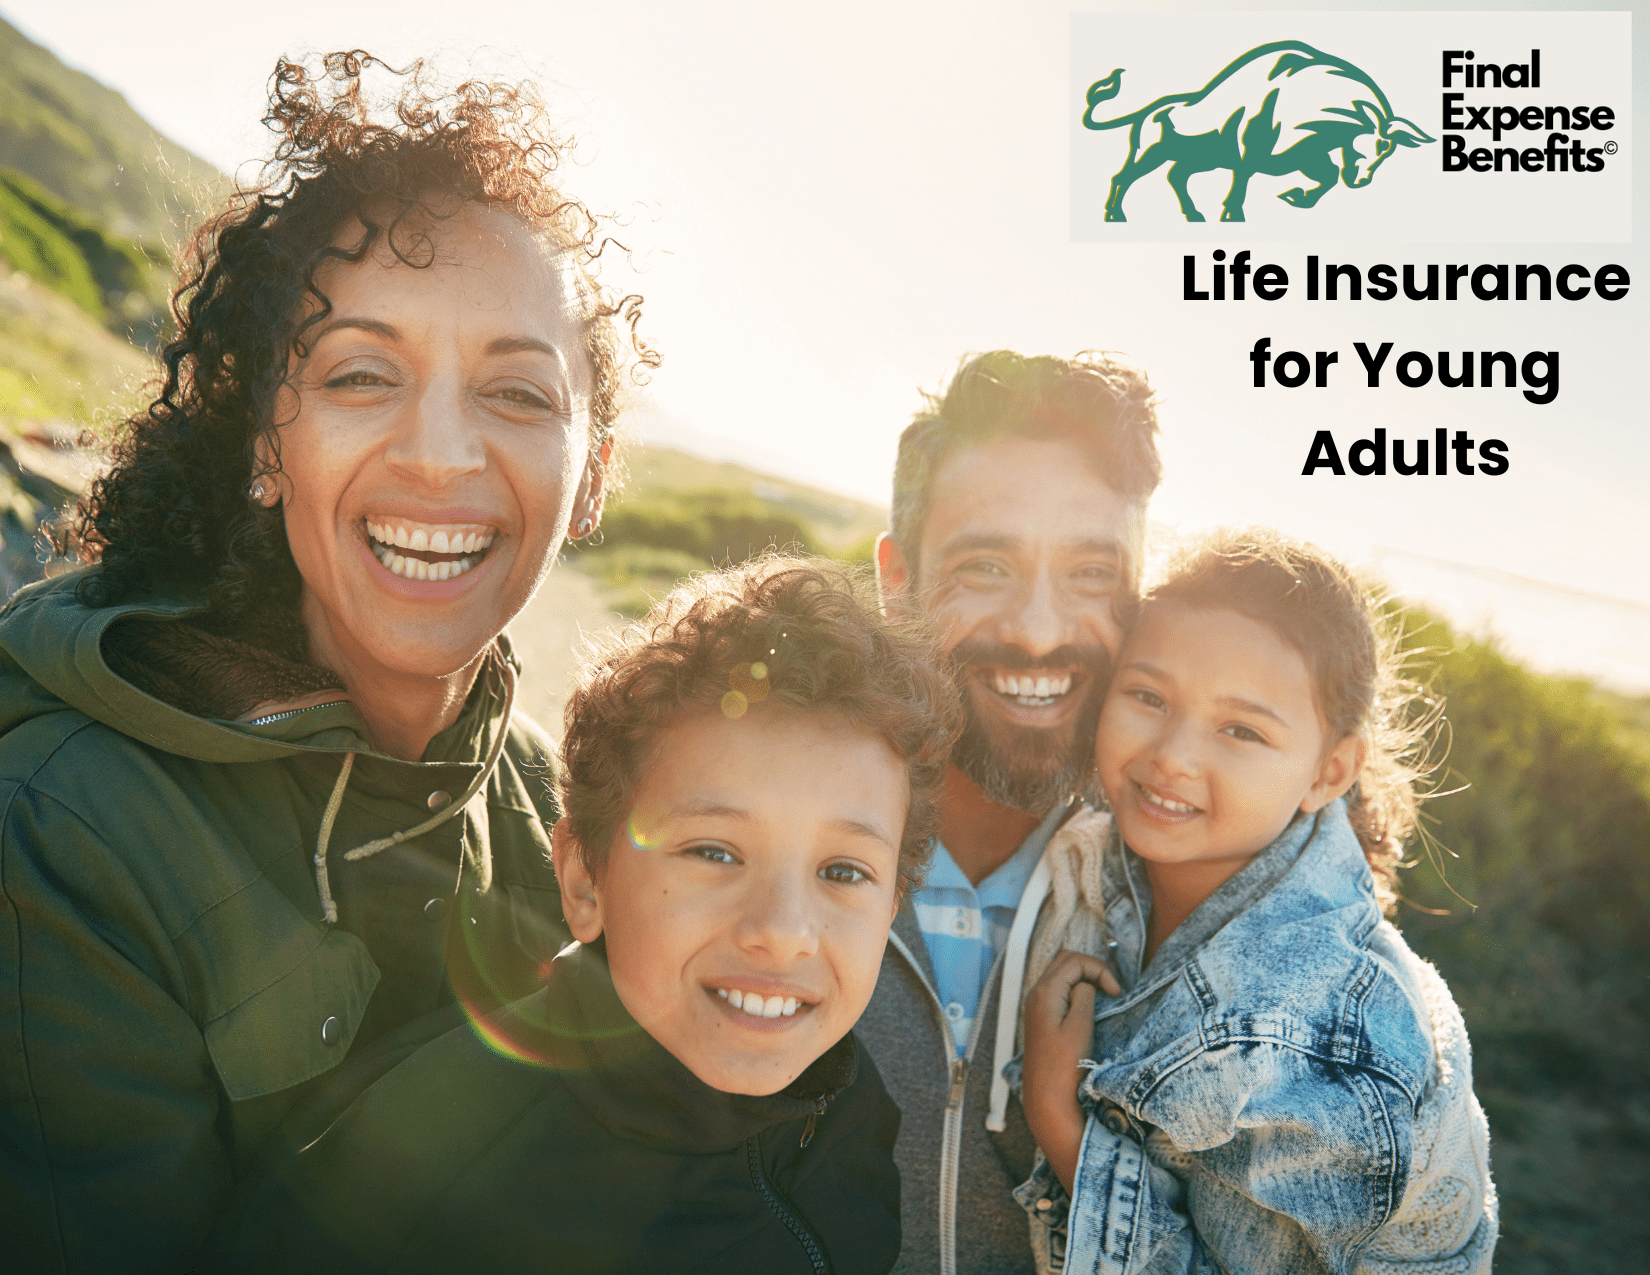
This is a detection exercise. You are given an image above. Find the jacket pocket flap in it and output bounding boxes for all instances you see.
[204,928,380,1101]
[504,882,570,965]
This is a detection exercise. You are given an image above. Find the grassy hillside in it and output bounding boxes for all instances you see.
[0,166,170,344]
[0,14,219,249]
[0,264,153,425]
[616,443,886,552]
[0,165,163,430]
[570,443,887,613]
[0,13,198,436]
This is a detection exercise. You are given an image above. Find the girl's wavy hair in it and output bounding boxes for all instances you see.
[558,556,963,899]
[1144,528,1442,914]
[62,51,657,622]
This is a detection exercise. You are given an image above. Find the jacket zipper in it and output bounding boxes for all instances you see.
[746,1132,829,1274]
[887,931,1003,1275]
[246,704,333,727]
[799,1096,827,1148]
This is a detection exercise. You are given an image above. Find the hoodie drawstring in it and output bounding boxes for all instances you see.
[986,852,1054,1132]
[985,805,1115,1133]
[313,751,356,924]
[312,653,518,925]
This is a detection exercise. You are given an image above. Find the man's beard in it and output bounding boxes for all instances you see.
[947,638,1112,816]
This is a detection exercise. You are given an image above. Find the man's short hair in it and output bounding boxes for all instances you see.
[889,350,1163,567]
[558,555,962,897]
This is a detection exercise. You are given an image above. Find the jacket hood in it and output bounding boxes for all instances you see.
[0,570,512,767]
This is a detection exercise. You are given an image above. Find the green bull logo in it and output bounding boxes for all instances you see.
[1083,41,1434,222]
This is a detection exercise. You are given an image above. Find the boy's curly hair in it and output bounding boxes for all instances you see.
[559,556,962,898]
[1145,528,1441,914]
[64,51,656,626]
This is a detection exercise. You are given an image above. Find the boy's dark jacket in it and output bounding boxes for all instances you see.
[0,574,568,1273]
[210,938,903,1274]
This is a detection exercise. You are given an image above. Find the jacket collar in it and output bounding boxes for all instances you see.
[1099,800,1376,1013]
[498,939,858,1154]
[0,570,519,768]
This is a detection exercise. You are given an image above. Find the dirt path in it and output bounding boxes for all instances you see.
[507,563,624,740]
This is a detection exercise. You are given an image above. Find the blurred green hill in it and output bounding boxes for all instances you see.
[568,443,886,614]
[0,12,223,436]
[0,15,218,249]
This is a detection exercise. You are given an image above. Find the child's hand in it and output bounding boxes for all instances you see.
[1021,951,1121,1194]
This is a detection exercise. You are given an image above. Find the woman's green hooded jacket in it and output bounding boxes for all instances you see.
[0,573,569,1274]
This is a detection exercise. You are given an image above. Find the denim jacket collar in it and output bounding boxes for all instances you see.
[1095,804,1388,1015]
[1101,801,1329,1000]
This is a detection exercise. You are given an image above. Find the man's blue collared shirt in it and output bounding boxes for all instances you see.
[913,803,1066,1053]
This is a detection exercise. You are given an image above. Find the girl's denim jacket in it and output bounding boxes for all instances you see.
[1014,801,1497,1274]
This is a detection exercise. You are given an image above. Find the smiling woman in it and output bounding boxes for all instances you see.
[0,52,653,1275]
[268,199,606,756]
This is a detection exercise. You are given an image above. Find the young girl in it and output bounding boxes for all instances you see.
[1017,528,1497,1274]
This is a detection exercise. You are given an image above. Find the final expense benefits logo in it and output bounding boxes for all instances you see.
[1081,41,1433,222]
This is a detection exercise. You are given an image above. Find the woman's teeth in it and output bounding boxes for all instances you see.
[366,520,495,582]
[1142,787,1197,814]
[991,672,1073,705]
[716,987,801,1019]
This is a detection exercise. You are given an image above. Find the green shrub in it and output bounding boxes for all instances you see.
[1400,612,1650,970]
[1389,610,1650,1268]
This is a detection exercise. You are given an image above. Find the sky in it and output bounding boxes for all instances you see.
[4,0,1646,682]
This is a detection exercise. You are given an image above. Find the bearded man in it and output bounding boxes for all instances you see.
[859,350,1162,1274]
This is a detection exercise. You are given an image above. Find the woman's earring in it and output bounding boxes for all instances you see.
[575,517,593,539]
[249,482,266,502]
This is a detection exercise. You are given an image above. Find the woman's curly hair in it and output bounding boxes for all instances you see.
[62,51,657,626]
[558,555,963,899]
[1143,528,1444,915]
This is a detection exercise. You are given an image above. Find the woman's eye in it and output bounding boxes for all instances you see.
[488,383,564,413]
[1128,687,1166,710]
[1222,724,1266,743]
[819,862,869,886]
[324,368,394,390]
[685,843,738,866]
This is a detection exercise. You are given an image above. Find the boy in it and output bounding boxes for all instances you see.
[211,557,960,1274]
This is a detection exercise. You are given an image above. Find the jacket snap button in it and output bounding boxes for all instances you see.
[423,897,447,922]
[320,1015,342,1046]
[1036,1198,1053,1211]
[426,789,453,811]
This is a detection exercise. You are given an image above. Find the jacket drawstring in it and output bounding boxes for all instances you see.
[313,752,356,924]
[313,652,518,925]
[985,805,1114,1133]
[986,852,1054,1132]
